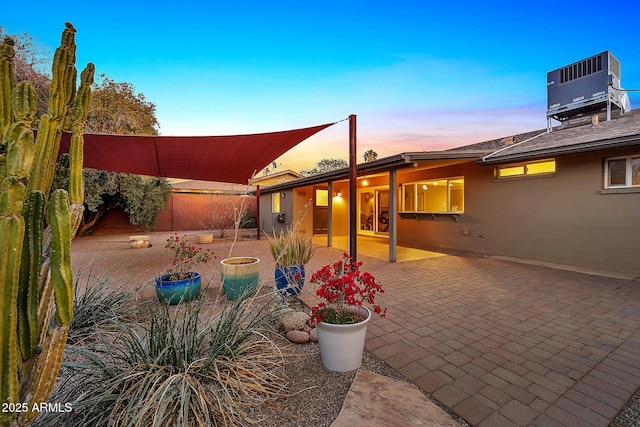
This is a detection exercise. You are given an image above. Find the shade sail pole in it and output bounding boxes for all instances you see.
[256,185,261,240]
[349,114,357,261]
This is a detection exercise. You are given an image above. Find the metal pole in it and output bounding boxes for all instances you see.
[349,114,357,261]
[256,185,261,240]
[388,170,397,262]
[327,181,333,248]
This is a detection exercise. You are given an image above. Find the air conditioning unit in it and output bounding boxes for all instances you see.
[546,51,630,124]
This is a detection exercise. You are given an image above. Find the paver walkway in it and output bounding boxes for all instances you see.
[72,232,640,426]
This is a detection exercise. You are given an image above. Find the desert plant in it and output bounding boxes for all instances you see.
[267,228,315,267]
[0,23,94,426]
[203,194,255,238]
[67,266,136,344]
[41,291,287,426]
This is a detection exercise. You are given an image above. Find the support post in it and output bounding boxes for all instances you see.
[389,170,397,262]
[327,181,333,248]
[256,185,261,240]
[349,114,357,261]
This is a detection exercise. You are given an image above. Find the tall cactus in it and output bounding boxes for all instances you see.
[0,23,94,426]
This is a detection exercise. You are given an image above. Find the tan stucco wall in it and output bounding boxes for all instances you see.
[397,148,640,275]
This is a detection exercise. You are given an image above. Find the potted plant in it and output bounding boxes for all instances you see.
[310,253,387,372]
[156,234,215,304]
[267,228,315,295]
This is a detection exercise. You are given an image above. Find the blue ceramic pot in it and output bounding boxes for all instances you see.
[275,265,305,296]
[155,272,201,305]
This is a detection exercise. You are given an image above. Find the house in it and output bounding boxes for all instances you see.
[258,108,640,276]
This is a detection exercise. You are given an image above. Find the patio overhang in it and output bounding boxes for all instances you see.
[57,122,336,184]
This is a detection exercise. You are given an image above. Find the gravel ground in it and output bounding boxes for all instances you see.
[611,388,640,427]
[252,297,470,427]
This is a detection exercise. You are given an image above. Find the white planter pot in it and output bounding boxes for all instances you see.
[316,306,371,372]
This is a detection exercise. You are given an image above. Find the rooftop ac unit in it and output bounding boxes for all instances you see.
[546,51,630,124]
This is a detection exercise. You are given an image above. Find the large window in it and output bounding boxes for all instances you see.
[605,155,640,188]
[496,159,556,179]
[401,178,464,213]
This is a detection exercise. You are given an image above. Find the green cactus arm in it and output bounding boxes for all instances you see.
[46,189,73,326]
[11,81,36,124]
[47,23,76,121]
[18,325,69,427]
[26,116,51,195]
[0,37,15,143]
[6,124,35,180]
[18,191,45,361]
[0,215,25,422]
[68,134,84,205]
[27,116,63,197]
[0,178,26,216]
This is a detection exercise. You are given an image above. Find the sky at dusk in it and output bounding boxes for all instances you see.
[3,1,640,172]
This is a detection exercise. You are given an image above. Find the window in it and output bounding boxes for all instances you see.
[401,178,464,213]
[315,189,328,207]
[605,155,640,188]
[272,193,281,213]
[496,159,555,179]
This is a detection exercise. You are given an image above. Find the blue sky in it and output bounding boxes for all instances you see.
[4,1,640,171]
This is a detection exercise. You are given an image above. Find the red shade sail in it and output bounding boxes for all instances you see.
[58,122,336,183]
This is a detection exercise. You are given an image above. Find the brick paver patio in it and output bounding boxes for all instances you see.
[72,233,640,426]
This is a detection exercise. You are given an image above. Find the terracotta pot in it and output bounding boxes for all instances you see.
[198,233,213,244]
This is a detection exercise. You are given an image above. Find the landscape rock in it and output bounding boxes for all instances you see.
[309,328,318,343]
[280,311,310,332]
[286,330,310,344]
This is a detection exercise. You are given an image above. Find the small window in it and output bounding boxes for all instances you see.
[315,189,328,207]
[496,159,555,179]
[605,155,640,188]
[272,193,281,213]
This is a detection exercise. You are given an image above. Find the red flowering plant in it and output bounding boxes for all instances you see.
[309,253,387,324]
[164,233,216,280]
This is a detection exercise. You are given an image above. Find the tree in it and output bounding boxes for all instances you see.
[300,158,348,176]
[7,28,169,234]
[363,149,378,162]
[0,27,51,121]
[55,164,171,236]
[86,74,159,135]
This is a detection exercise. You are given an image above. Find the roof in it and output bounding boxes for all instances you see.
[169,180,255,194]
[57,122,336,184]
[259,151,484,193]
[249,169,303,185]
[259,109,640,193]
[478,109,640,165]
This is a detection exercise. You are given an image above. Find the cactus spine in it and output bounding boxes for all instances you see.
[0,23,93,426]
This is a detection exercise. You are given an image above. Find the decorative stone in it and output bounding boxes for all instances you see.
[303,324,312,333]
[286,330,310,344]
[280,311,310,332]
[129,235,150,249]
[309,328,318,343]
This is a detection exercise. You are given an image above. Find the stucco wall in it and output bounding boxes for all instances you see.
[397,148,640,275]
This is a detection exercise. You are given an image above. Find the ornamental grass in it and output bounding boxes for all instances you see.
[40,286,288,427]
